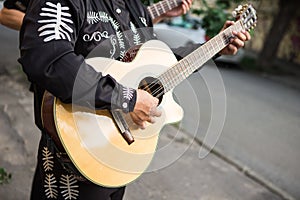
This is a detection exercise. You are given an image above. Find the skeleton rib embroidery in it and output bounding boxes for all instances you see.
[59,175,79,200]
[130,22,142,45]
[44,174,58,199]
[42,147,54,171]
[123,87,134,101]
[38,2,74,42]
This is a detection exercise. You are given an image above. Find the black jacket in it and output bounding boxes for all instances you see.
[18,0,200,130]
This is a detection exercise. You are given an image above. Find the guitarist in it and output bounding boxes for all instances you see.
[18,0,250,200]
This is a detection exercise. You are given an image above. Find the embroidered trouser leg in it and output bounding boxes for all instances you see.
[30,133,126,200]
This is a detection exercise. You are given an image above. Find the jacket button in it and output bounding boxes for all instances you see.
[116,8,121,14]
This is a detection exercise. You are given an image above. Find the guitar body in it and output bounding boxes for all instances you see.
[43,40,184,187]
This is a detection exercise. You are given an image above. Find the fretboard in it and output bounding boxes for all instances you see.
[147,0,181,20]
[157,20,244,94]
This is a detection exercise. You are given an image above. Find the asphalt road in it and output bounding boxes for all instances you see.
[173,62,300,199]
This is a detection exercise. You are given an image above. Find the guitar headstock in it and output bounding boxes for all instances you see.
[232,4,257,31]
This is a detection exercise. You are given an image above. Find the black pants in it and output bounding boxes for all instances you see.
[30,133,125,200]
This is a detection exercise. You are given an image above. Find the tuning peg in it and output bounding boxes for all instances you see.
[243,4,249,8]
[236,5,243,11]
[232,5,243,18]
[232,10,237,18]
[251,23,257,30]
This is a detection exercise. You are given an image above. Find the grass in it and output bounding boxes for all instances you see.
[0,167,12,185]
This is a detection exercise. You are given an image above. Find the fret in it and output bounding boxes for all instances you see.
[166,0,172,10]
[182,63,188,80]
[178,60,186,77]
[182,59,189,78]
[216,34,223,49]
[172,0,179,7]
[154,4,160,18]
[214,36,220,51]
[184,58,191,75]
[169,68,177,88]
[167,69,175,88]
[189,52,197,67]
[208,39,215,55]
[175,65,182,83]
[171,68,179,89]
[202,44,209,61]
[148,0,182,20]
[158,20,246,94]
[186,58,194,75]
[159,75,168,91]
[147,7,155,19]
[159,1,166,14]
[212,38,219,53]
[176,64,183,80]
[177,62,185,78]
[160,73,170,91]
[193,49,201,68]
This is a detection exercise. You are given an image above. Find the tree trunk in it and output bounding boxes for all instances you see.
[257,0,299,69]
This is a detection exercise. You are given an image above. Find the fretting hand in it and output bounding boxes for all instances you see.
[152,0,193,24]
[219,21,251,56]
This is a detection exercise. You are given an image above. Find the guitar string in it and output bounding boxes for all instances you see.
[117,9,255,130]
[144,24,239,99]
[148,0,180,17]
[146,8,253,97]
[121,21,247,129]
[143,32,232,100]
[150,21,246,98]
[154,19,248,97]
[148,0,178,13]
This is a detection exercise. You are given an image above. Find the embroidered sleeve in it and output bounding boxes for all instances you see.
[18,0,137,113]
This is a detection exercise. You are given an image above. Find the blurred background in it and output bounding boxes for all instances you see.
[0,0,299,200]
[146,0,300,75]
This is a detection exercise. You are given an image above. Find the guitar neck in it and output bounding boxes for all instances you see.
[147,0,182,20]
[158,20,244,94]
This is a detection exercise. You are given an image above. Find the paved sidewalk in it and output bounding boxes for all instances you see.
[0,75,283,200]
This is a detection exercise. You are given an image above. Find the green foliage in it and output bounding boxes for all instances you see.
[192,0,233,39]
[0,167,12,185]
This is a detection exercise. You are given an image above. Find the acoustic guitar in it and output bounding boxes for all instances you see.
[42,4,257,187]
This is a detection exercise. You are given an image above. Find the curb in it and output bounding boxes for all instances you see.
[179,127,296,200]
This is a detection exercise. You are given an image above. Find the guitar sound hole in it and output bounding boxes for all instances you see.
[138,77,164,105]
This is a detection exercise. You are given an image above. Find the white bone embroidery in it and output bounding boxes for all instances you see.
[42,147,54,171]
[130,22,141,45]
[59,175,79,200]
[123,87,134,101]
[44,174,58,199]
[38,2,74,42]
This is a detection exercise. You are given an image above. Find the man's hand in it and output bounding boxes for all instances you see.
[0,7,24,31]
[152,0,193,24]
[130,89,162,129]
[219,21,251,56]
[163,0,193,17]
